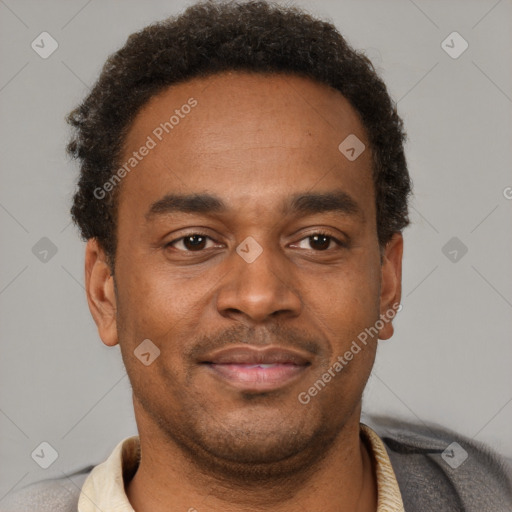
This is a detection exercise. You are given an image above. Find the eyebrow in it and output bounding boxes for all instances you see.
[145,190,364,223]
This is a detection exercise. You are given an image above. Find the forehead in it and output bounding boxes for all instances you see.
[117,71,374,223]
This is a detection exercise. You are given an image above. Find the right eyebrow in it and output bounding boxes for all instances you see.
[145,193,227,221]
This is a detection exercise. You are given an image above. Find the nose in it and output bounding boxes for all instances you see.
[216,241,302,325]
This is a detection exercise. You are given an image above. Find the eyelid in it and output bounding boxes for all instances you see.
[289,230,348,250]
[165,231,221,250]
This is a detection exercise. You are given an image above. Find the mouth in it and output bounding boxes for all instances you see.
[199,346,312,392]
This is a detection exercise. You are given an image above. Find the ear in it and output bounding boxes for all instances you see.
[378,233,403,340]
[85,239,118,347]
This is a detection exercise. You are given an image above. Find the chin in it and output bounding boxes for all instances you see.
[176,405,339,477]
[201,402,307,449]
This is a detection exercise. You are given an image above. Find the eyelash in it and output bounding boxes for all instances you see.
[165,231,347,252]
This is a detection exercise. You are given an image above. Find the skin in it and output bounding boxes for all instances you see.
[85,70,403,512]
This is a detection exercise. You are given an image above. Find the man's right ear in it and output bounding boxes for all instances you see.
[84,239,118,347]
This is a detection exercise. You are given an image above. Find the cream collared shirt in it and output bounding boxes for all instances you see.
[78,424,404,512]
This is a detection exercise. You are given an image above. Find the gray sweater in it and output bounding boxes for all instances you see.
[2,418,511,511]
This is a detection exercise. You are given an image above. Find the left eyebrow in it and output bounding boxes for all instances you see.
[145,190,364,224]
[285,190,364,223]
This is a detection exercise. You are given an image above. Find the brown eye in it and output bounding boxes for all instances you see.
[308,234,331,251]
[183,234,207,251]
[167,233,215,252]
[293,232,345,251]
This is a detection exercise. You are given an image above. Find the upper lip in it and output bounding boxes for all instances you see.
[200,346,312,366]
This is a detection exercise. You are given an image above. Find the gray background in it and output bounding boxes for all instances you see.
[1,0,511,500]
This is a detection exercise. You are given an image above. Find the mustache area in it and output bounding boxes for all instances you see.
[184,323,325,366]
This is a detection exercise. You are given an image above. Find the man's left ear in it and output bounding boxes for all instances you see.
[378,232,403,340]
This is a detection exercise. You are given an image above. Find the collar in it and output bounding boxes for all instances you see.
[78,424,404,511]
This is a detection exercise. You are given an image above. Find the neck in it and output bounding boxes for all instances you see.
[126,405,377,512]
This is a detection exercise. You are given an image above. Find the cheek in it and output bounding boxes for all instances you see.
[114,264,219,389]
[114,270,193,401]
[300,256,381,333]
[117,264,198,340]
[295,258,382,397]
[300,270,379,406]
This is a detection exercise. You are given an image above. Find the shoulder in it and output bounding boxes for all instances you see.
[0,466,94,512]
[367,416,512,512]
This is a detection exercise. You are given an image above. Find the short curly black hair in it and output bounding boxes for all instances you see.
[67,0,412,270]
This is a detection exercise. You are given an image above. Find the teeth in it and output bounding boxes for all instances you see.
[245,364,277,369]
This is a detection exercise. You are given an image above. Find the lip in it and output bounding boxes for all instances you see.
[200,346,312,392]
[201,346,312,365]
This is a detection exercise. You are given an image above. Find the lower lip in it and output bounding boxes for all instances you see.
[204,363,308,391]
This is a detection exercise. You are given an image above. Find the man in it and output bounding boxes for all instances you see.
[3,1,511,511]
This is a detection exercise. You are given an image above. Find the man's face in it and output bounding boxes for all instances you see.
[86,71,402,474]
